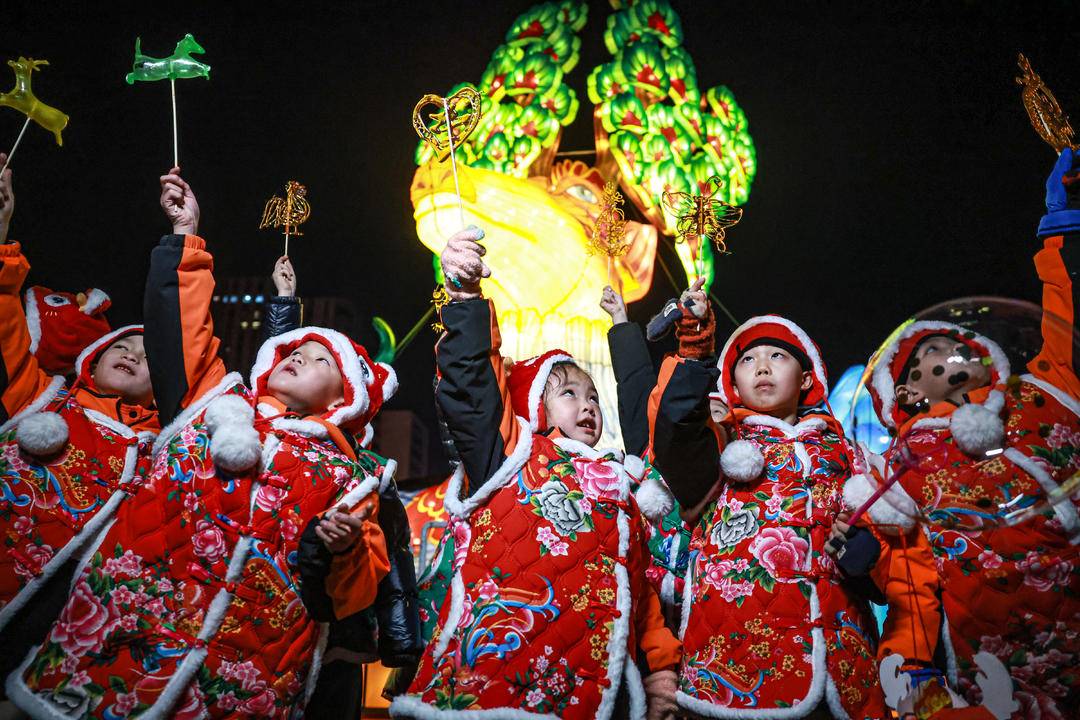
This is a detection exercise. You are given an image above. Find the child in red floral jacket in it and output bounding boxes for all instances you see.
[649,284,886,719]
[8,169,393,719]
[391,228,680,720]
[840,148,1080,718]
[0,157,159,688]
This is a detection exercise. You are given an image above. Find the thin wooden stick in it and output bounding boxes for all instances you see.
[1,117,32,175]
[171,78,179,167]
[442,97,466,228]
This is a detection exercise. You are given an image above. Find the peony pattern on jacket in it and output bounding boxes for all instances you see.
[526,446,623,542]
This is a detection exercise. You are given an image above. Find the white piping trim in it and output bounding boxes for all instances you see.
[431,572,465,660]
[942,613,959,687]
[358,423,375,449]
[678,551,696,640]
[152,372,244,456]
[871,321,1011,430]
[717,315,829,407]
[379,458,398,493]
[1004,447,1080,542]
[388,695,557,719]
[444,418,533,518]
[824,676,851,720]
[0,375,65,435]
[624,658,647,720]
[7,642,73,720]
[1021,373,1080,416]
[24,286,41,355]
[522,353,574,431]
[304,623,330,706]
[337,474,381,511]
[249,326,373,428]
[596,525,633,720]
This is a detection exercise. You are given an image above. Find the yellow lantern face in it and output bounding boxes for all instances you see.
[412,159,658,447]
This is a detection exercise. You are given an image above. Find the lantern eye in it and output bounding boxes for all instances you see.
[565,184,598,204]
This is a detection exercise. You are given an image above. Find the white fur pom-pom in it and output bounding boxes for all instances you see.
[203,394,255,434]
[951,402,1005,457]
[622,454,646,482]
[720,439,764,483]
[16,411,69,457]
[635,478,674,521]
[209,423,262,473]
[842,473,916,535]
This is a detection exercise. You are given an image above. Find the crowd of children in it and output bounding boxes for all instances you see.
[0,139,1076,720]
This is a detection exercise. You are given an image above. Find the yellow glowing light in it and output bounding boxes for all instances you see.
[413,159,657,446]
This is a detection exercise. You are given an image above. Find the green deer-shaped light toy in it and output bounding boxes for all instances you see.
[126,33,210,167]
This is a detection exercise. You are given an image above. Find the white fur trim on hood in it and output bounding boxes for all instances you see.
[249,326,375,429]
[74,325,144,387]
[716,315,829,407]
[870,320,1011,430]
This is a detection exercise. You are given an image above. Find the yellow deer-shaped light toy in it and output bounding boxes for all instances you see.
[0,57,69,173]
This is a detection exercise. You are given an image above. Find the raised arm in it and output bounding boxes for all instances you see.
[434,227,521,497]
[1030,148,1080,397]
[261,255,302,343]
[143,169,225,424]
[601,285,655,456]
[0,161,53,424]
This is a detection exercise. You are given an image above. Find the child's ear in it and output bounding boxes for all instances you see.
[894,384,919,406]
[800,371,813,391]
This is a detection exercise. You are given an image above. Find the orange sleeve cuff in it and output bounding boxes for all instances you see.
[0,242,29,294]
[325,499,391,620]
[635,580,682,672]
[675,309,716,360]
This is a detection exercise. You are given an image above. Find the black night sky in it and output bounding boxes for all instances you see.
[4,1,1077,473]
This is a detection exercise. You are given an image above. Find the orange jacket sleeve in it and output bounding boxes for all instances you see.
[144,234,227,424]
[325,494,392,620]
[0,242,54,422]
[1028,235,1080,397]
[630,513,682,672]
[870,526,941,664]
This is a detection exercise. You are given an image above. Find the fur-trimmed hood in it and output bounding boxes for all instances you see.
[249,326,398,433]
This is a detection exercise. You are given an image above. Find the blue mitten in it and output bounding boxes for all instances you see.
[1037,147,1080,238]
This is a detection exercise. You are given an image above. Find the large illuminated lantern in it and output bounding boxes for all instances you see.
[411,0,757,443]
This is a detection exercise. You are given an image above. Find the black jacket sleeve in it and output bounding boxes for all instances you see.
[434,299,510,497]
[261,295,302,343]
[374,481,422,667]
[607,322,655,456]
[143,234,188,427]
[651,356,722,509]
[297,516,336,623]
